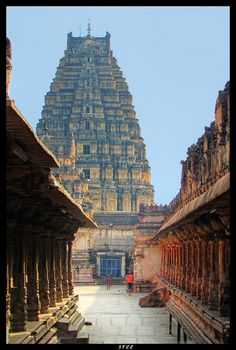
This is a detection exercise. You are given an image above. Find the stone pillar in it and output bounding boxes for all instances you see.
[167,247,171,281]
[163,247,167,279]
[173,246,177,284]
[96,254,101,277]
[176,245,181,287]
[208,239,219,310]
[185,241,191,292]
[6,229,14,340]
[55,240,63,302]
[200,239,209,304]
[170,246,174,283]
[161,247,165,278]
[6,249,11,342]
[168,247,172,282]
[121,255,126,278]
[10,230,28,332]
[218,237,230,316]
[68,241,74,296]
[27,234,41,320]
[180,242,186,290]
[162,247,166,279]
[48,237,57,306]
[190,241,197,296]
[173,246,178,285]
[164,247,168,279]
[61,239,69,298]
[196,240,202,299]
[39,235,50,313]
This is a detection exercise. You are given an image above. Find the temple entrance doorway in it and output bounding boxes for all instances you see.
[100,255,121,277]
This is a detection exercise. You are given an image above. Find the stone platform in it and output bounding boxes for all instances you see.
[9,294,88,344]
[75,285,195,344]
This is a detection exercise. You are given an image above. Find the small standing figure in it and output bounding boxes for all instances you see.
[125,271,134,296]
[106,273,112,290]
[6,37,12,99]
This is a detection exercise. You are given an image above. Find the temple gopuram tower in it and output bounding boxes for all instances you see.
[36,28,155,281]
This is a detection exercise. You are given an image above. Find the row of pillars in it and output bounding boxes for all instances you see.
[160,235,230,316]
[6,226,74,332]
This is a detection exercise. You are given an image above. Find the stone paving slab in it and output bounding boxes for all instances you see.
[118,325,138,336]
[75,285,194,344]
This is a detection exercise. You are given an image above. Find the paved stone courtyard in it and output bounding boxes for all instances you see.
[75,285,194,344]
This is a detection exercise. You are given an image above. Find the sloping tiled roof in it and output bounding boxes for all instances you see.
[47,175,97,228]
[157,172,229,235]
[7,100,59,168]
[7,99,97,229]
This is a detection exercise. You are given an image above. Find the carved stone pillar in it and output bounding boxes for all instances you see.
[200,239,209,304]
[6,252,11,340]
[6,264,10,341]
[171,246,174,284]
[180,242,186,290]
[165,247,168,279]
[10,229,28,331]
[68,241,74,295]
[48,237,57,307]
[163,247,167,278]
[190,241,197,296]
[169,247,172,282]
[208,239,219,310]
[196,240,202,299]
[61,239,69,298]
[176,245,181,287]
[6,228,14,339]
[55,240,63,302]
[169,246,172,282]
[38,235,50,313]
[27,233,41,320]
[185,241,191,292]
[174,246,178,285]
[160,247,164,277]
[166,246,171,281]
[218,237,230,316]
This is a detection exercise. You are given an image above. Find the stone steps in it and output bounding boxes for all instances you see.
[56,305,87,344]
[38,327,57,344]
[61,333,89,344]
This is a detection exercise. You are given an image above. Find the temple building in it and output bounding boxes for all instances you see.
[133,204,169,292]
[36,28,155,280]
[139,81,230,344]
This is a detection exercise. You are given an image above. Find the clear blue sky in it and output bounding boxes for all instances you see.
[6,6,229,205]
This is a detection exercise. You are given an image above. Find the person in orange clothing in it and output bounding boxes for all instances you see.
[125,271,134,295]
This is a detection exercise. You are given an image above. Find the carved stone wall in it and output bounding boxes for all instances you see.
[168,82,230,216]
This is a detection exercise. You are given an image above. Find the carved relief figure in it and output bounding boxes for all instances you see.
[6,37,12,99]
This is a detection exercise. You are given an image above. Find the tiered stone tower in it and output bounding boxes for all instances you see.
[36,30,154,214]
[36,29,155,281]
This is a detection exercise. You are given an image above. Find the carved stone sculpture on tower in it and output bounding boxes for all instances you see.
[6,37,12,100]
